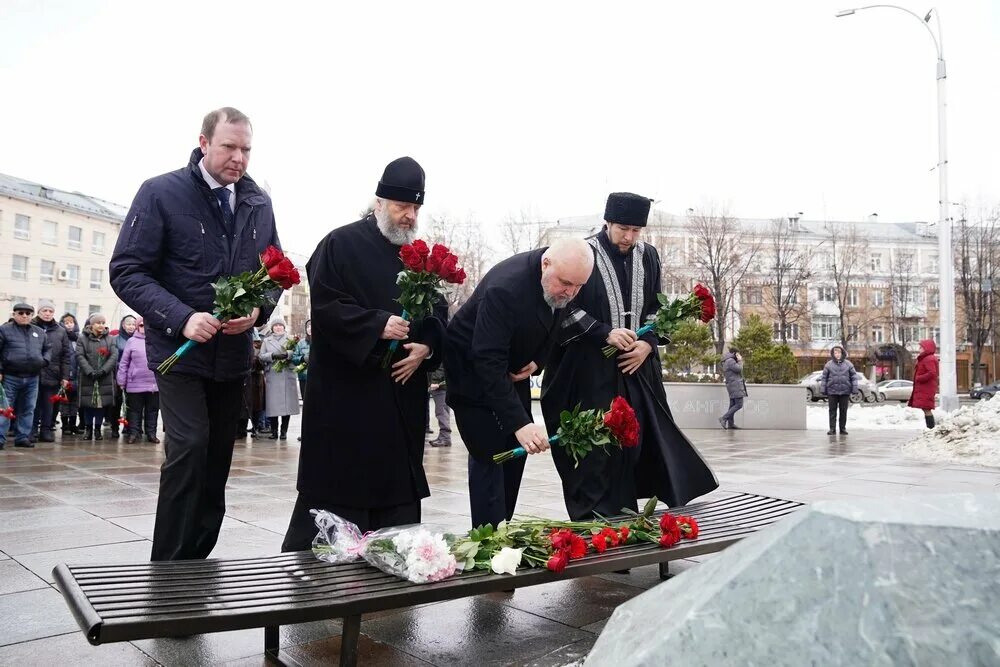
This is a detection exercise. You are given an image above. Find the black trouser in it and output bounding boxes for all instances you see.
[721,397,744,426]
[126,391,159,438]
[105,387,124,433]
[268,415,290,436]
[467,453,526,529]
[151,373,244,561]
[281,492,421,552]
[33,385,59,436]
[828,394,850,432]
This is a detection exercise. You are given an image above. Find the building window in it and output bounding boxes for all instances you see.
[927,254,938,274]
[871,290,884,307]
[812,317,838,341]
[870,253,882,272]
[814,252,833,271]
[929,327,940,344]
[43,220,58,245]
[14,214,30,240]
[664,279,684,295]
[92,231,106,254]
[847,288,859,307]
[68,226,83,250]
[772,322,800,341]
[11,255,28,280]
[787,289,799,305]
[89,304,101,316]
[66,264,80,288]
[818,286,837,302]
[871,325,884,343]
[846,324,859,341]
[40,259,55,284]
[743,287,762,305]
[928,289,940,310]
[64,302,78,317]
[90,268,103,290]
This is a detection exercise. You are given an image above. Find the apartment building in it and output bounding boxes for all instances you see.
[542,212,989,390]
[0,173,129,322]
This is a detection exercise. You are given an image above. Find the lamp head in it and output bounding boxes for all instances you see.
[835,9,856,17]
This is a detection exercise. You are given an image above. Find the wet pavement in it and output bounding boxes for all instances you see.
[1,408,997,666]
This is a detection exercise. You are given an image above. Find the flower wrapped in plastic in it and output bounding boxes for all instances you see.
[310,510,458,584]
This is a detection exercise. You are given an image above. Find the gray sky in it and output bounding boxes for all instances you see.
[1,0,997,257]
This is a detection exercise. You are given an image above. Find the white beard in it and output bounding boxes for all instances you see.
[375,207,418,246]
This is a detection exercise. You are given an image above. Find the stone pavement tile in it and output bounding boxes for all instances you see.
[0,494,64,511]
[0,587,79,646]
[0,559,48,594]
[248,484,299,501]
[0,506,97,532]
[109,514,156,539]
[223,499,296,523]
[522,636,598,666]
[487,577,647,629]
[0,518,145,556]
[209,520,284,559]
[38,485,156,506]
[267,633,434,667]
[927,469,999,485]
[133,619,342,667]
[595,560,700,591]
[248,516,290,536]
[76,495,161,519]
[3,468,97,483]
[423,489,474,515]
[0,483,46,498]
[103,472,164,485]
[15,539,152,583]
[363,596,591,666]
[0,475,20,486]
[0,632,158,666]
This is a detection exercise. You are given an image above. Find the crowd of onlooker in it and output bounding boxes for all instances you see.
[0,302,313,449]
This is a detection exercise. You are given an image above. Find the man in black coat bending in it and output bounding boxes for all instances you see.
[445,239,594,529]
[282,157,447,551]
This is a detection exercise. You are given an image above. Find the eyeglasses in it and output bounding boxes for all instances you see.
[14,311,32,316]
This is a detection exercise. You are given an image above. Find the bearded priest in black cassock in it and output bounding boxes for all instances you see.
[540,192,718,521]
[281,157,447,551]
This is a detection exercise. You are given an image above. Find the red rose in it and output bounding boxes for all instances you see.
[426,243,449,273]
[700,296,716,323]
[547,552,568,573]
[399,244,425,272]
[438,253,458,279]
[261,245,284,269]
[693,284,711,301]
[97,347,109,358]
[268,258,300,290]
[110,330,119,336]
[412,239,430,260]
[449,267,466,285]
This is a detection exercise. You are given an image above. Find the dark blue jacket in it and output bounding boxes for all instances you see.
[110,148,282,380]
[0,321,51,377]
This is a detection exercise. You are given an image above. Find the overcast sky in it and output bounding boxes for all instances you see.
[1,0,997,256]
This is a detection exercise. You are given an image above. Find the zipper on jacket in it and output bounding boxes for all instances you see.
[130,214,138,228]
[199,222,205,235]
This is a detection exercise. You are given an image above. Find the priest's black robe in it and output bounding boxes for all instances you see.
[540,230,718,520]
[294,215,446,510]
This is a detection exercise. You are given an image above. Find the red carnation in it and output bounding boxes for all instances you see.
[591,534,608,554]
[426,243,449,273]
[261,245,284,269]
[658,531,680,548]
[679,516,699,539]
[568,534,587,559]
[659,513,678,533]
[600,527,620,547]
[619,525,630,542]
[547,552,568,573]
[399,244,425,272]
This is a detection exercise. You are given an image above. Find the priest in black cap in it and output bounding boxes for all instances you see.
[540,193,718,521]
[282,157,447,550]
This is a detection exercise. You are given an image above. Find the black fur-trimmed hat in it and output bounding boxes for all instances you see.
[604,192,652,227]
[376,157,426,205]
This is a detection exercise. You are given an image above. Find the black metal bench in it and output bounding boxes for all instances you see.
[54,492,802,666]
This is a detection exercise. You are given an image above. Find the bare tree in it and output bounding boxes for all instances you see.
[686,206,763,353]
[956,208,1000,386]
[823,222,872,349]
[762,217,814,344]
[499,209,552,255]
[425,214,493,314]
[886,248,920,346]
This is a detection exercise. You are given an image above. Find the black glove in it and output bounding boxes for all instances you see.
[273,351,288,360]
[94,370,106,379]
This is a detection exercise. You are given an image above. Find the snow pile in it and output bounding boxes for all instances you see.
[806,404,941,431]
[902,397,1000,468]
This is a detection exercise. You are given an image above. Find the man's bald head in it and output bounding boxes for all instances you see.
[540,238,594,308]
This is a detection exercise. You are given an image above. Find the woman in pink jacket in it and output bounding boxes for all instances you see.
[116,317,160,444]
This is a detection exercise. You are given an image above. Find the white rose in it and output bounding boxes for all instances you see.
[490,547,523,576]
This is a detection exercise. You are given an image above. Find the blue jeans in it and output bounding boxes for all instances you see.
[1,375,39,445]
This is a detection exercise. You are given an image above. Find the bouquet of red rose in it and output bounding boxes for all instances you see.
[0,384,14,421]
[382,240,466,368]
[602,284,716,357]
[493,396,639,467]
[158,246,301,374]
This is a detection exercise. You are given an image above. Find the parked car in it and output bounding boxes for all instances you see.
[970,381,1000,400]
[800,371,878,403]
[877,379,914,402]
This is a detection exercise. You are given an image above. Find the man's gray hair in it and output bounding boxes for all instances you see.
[543,238,594,270]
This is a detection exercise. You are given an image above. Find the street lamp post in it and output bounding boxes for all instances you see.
[836,5,958,411]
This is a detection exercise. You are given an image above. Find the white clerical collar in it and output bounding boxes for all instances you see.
[198,158,236,197]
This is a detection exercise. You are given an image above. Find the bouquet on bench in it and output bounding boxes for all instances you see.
[311,510,458,584]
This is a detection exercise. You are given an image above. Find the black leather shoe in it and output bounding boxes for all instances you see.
[827,430,836,435]
[14,441,35,448]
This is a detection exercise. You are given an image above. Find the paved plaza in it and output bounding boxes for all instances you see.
[1,405,997,666]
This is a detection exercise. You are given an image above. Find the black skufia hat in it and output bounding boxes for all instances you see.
[376,157,426,205]
[604,192,652,227]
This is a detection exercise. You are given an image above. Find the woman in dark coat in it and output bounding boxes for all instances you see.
[108,315,136,438]
[60,313,81,434]
[908,339,939,429]
[76,314,118,440]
